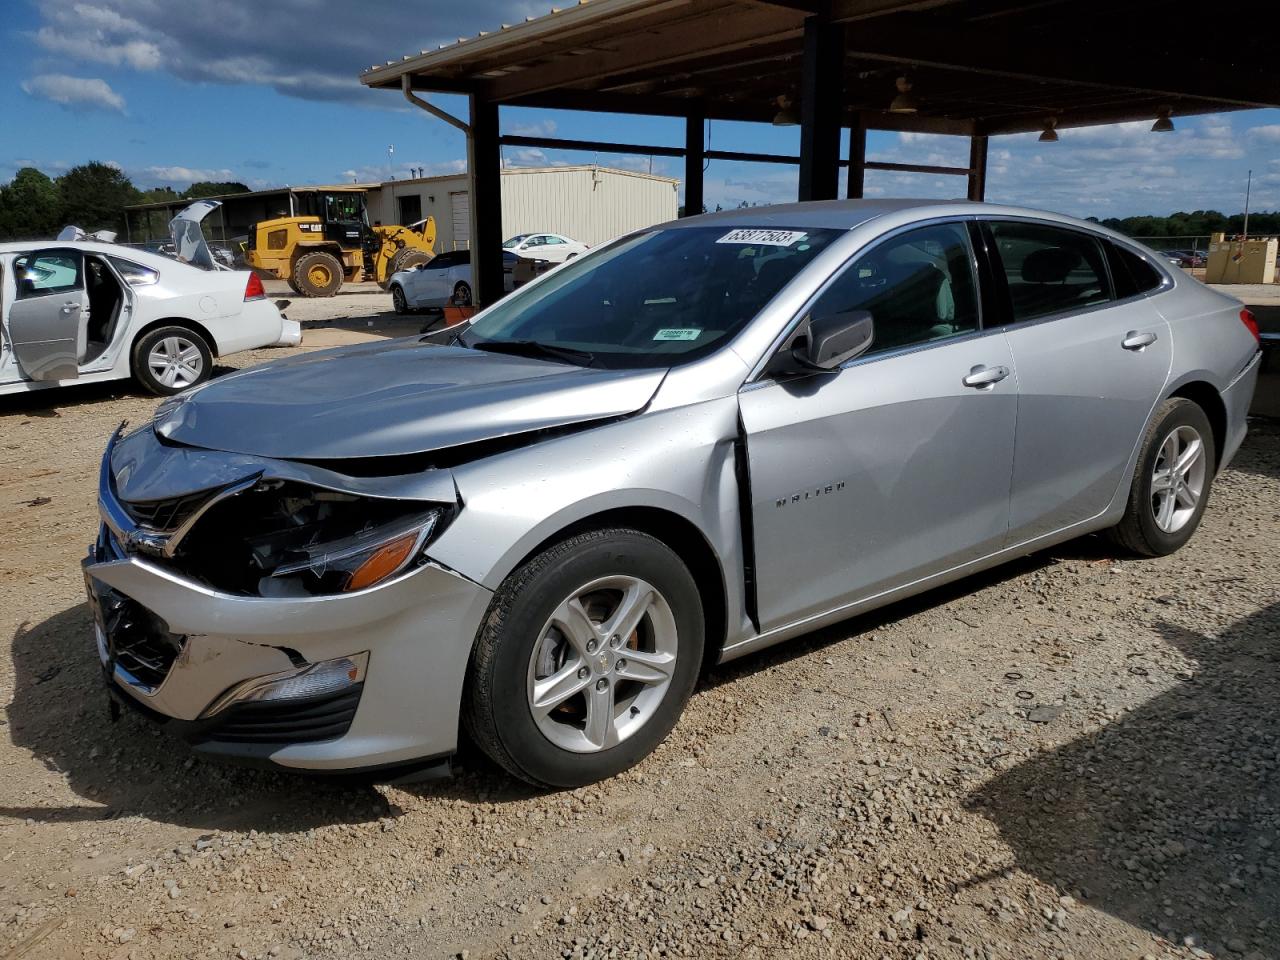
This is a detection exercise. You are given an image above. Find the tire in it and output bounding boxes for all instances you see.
[463,528,705,788]
[390,284,410,315]
[382,249,432,289]
[291,251,344,297]
[1106,397,1216,557]
[285,275,301,295]
[452,281,472,307]
[132,325,213,396]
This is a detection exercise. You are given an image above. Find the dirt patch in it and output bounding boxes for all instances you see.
[1,345,1277,960]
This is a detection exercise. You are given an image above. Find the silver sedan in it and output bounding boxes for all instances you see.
[84,200,1262,787]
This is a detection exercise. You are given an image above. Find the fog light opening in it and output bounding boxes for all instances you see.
[203,652,368,717]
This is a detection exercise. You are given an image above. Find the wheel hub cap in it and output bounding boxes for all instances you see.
[147,336,203,389]
[1150,424,1206,533]
[526,575,678,754]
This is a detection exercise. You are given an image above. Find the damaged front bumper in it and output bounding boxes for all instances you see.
[84,439,494,773]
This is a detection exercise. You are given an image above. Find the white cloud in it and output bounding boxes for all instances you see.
[143,166,237,184]
[22,0,547,104]
[508,119,559,138]
[20,74,126,112]
[1246,125,1280,142]
[340,159,467,182]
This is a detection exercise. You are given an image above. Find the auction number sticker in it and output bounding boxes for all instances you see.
[716,229,807,246]
[653,328,702,341]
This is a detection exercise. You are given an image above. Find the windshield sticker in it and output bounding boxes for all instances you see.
[653,328,702,341]
[716,228,807,246]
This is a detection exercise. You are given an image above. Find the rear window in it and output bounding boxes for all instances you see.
[1106,243,1164,298]
[107,256,159,286]
[989,221,1112,323]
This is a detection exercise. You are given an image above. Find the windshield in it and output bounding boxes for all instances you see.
[502,235,528,249]
[466,225,841,368]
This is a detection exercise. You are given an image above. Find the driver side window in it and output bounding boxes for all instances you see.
[14,252,83,300]
[807,222,979,357]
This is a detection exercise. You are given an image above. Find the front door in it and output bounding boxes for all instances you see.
[740,221,1019,632]
[7,249,88,382]
[981,220,1173,543]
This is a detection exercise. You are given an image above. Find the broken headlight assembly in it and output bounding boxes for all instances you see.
[173,480,452,597]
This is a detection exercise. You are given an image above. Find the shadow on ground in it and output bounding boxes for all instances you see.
[968,601,1280,958]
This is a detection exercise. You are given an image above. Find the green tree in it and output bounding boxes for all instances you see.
[0,167,62,240]
[56,161,141,234]
[182,181,249,199]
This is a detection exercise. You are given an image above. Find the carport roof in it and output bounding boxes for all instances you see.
[360,0,1280,134]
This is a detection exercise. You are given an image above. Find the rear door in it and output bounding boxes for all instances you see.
[741,220,1018,631]
[7,248,88,381]
[980,220,1172,543]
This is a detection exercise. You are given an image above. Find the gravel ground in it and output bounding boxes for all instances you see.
[1,329,1277,960]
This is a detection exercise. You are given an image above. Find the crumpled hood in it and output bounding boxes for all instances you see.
[153,337,666,460]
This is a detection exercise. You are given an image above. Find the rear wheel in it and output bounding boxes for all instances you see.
[463,528,704,788]
[292,251,344,297]
[1106,397,1215,556]
[452,281,472,306]
[132,325,213,395]
[285,275,301,295]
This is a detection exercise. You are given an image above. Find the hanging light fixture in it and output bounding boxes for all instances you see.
[771,94,798,126]
[1151,107,1175,133]
[888,76,919,114]
[1038,118,1059,143]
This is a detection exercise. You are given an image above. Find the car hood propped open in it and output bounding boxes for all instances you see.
[152,338,666,461]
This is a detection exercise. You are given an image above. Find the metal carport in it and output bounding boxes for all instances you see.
[361,0,1280,305]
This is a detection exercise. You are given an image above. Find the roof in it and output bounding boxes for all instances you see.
[125,183,380,213]
[0,240,202,270]
[362,0,1280,134]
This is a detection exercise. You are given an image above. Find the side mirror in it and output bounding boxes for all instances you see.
[795,310,875,370]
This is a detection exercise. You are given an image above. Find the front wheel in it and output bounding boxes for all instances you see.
[390,284,410,315]
[132,325,213,395]
[463,529,704,788]
[1106,397,1215,556]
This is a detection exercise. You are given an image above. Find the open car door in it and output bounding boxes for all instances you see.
[7,248,89,381]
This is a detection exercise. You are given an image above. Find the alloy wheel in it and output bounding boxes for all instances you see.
[526,575,678,753]
[1150,424,1207,533]
[147,336,204,389]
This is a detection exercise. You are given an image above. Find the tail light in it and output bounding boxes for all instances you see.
[244,272,266,301]
[1240,308,1260,344]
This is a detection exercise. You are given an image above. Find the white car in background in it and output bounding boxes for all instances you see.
[0,203,299,397]
[389,249,517,312]
[502,232,588,262]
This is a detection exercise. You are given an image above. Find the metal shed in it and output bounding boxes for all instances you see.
[361,0,1280,305]
[371,165,679,250]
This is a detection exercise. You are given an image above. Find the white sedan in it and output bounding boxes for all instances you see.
[0,241,295,396]
[502,232,588,263]
[389,250,516,312]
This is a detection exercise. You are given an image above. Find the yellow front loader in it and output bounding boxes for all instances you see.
[245,188,436,297]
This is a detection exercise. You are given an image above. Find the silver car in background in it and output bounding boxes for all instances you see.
[83,200,1262,787]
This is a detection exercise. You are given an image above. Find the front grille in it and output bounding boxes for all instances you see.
[121,490,211,531]
[97,586,186,690]
[197,686,363,745]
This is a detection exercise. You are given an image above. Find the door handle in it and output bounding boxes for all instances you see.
[962,364,1010,389]
[60,301,81,315]
[1122,330,1158,350]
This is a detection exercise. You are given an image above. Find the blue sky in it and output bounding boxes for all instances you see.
[4,0,1278,219]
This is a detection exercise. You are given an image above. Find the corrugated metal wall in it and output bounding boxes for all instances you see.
[499,167,679,246]
[367,167,679,253]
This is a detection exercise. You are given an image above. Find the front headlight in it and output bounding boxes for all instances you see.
[172,480,452,597]
[262,509,441,596]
